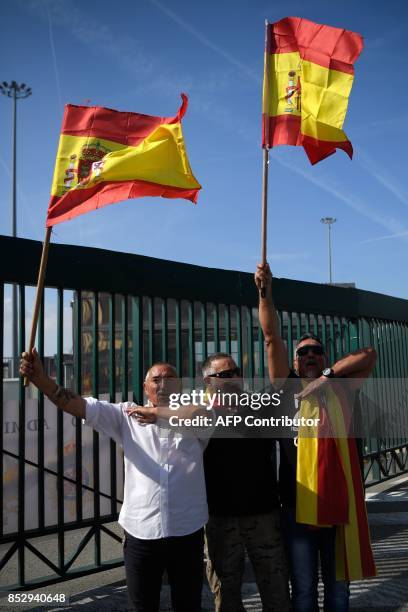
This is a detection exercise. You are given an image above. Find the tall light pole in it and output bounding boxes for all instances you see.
[320,217,337,285]
[0,81,32,376]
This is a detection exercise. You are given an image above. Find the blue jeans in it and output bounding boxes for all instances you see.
[281,508,350,612]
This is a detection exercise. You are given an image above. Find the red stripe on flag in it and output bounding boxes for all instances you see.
[346,437,377,577]
[262,114,301,148]
[302,134,353,165]
[317,438,349,524]
[262,115,353,164]
[335,383,377,577]
[60,95,188,147]
[266,18,363,75]
[46,179,198,227]
[316,399,348,525]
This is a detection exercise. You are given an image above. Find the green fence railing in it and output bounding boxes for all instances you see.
[1,235,408,588]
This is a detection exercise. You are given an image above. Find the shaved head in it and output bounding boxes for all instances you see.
[143,362,179,407]
[145,362,177,381]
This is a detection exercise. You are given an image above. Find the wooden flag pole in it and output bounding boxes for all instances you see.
[260,146,269,297]
[260,19,270,298]
[23,226,52,386]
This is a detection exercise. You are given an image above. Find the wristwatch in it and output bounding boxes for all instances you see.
[322,367,335,378]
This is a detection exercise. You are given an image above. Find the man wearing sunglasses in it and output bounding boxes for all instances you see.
[203,352,290,612]
[255,262,377,612]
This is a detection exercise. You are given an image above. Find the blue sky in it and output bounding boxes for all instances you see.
[1,0,408,299]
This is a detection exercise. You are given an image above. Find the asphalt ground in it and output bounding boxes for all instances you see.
[1,475,408,611]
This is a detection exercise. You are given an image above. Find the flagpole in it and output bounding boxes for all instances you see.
[260,19,270,297]
[24,226,52,386]
[260,148,269,296]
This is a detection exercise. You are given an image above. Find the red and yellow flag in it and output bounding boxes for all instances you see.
[46,95,201,227]
[262,17,363,164]
[296,383,376,581]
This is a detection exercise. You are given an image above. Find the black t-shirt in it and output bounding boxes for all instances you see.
[204,436,279,516]
[276,370,302,508]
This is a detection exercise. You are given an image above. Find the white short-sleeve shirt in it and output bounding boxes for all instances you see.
[85,398,208,540]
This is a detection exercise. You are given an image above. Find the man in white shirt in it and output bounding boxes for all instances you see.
[20,350,208,612]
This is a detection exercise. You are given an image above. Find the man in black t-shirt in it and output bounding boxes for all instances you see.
[255,263,377,612]
[203,352,290,612]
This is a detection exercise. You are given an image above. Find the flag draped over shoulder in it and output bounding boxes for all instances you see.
[262,17,363,164]
[46,95,201,227]
[296,382,376,581]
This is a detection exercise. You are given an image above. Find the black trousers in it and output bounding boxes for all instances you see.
[123,528,204,612]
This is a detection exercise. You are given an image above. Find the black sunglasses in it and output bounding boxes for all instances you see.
[208,367,241,379]
[296,345,324,357]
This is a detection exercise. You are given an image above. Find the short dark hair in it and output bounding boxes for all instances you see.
[202,352,234,377]
[296,333,323,347]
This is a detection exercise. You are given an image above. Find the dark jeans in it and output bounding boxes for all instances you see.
[123,528,204,612]
[281,508,350,612]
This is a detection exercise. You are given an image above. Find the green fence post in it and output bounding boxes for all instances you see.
[108,294,117,517]
[37,291,45,532]
[56,288,65,573]
[246,307,254,383]
[175,300,182,377]
[92,292,101,566]
[161,299,168,363]
[147,298,155,366]
[188,301,195,381]
[201,303,208,363]
[236,306,242,370]
[18,284,25,586]
[132,296,143,405]
[225,304,231,355]
[121,295,129,402]
[213,303,220,353]
[74,291,83,523]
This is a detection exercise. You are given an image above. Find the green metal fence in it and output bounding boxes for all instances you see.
[1,235,408,588]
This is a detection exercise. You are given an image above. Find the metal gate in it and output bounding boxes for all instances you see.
[1,235,407,588]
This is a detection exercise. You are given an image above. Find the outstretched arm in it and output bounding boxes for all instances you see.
[255,263,290,384]
[125,403,210,423]
[20,348,86,419]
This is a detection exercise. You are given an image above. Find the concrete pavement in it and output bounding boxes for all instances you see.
[1,476,408,611]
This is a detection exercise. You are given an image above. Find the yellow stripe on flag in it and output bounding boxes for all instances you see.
[51,135,125,197]
[51,123,201,198]
[264,53,354,142]
[296,398,319,525]
[263,52,301,116]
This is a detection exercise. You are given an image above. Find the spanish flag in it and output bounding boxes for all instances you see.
[262,17,363,165]
[296,382,376,581]
[46,95,201,227]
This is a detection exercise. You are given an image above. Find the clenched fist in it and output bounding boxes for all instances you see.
[255,262,272,294]
[20,348,45,385]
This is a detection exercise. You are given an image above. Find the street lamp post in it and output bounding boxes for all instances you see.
[320,217,337,285]
[0,81,32,377]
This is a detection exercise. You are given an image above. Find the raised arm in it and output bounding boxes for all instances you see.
[331,347,377,380]
[20,348,86,419]
[255,263,290,384]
